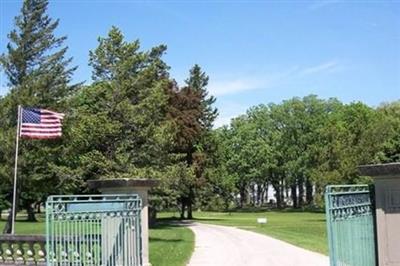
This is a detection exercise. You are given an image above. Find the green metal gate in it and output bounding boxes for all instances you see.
[46,194,142,266]
[325,185,376,266]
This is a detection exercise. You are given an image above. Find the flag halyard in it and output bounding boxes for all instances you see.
[20,107,65,139]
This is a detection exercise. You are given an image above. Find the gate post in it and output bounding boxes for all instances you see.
[359,163,400,266]
[88,178,159,266]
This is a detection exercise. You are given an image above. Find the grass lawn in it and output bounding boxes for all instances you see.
[160,210,328,255]
[0,214,194,266]
[0,213,45,234]
[149,222,194,266]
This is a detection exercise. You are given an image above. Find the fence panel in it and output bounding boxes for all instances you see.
[325,185,376,266]
[46,194,142,266]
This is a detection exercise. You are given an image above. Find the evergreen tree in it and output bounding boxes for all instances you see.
[166,65,218,219]
[185,64,218,130]
[185,65,217,218]
[0,0,77,232]
[66,27,172,183]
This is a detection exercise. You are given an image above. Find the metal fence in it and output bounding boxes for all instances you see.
[46,194,142,266]
[325,185,376,266]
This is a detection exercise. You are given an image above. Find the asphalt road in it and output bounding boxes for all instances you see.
[187,223,329,266]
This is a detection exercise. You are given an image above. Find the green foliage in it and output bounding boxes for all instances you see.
[375,101,400,162]
[163,65,218,219]
[65,27,173,184]
[0,0,78,227]
[185,64,218,130]
[214,95,398,209]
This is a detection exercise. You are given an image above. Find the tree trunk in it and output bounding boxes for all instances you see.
[180,198,185,219]
[306,178,313,205]
[239,186,246,208]
[291,183,298,208]
[187,188,194,219]
[36,202,41,213]
[298,176,304,207]
[3,211,13,234]
[282,177,287,206]
[187,203,193,219]
[261,183,267,205]
[285,185,289,200]
[273,182,282,209]
[26,202,37,222]
[257,184,262,206]
[224,196,230,211]
[251,185,256,206]
[3,188,20,234]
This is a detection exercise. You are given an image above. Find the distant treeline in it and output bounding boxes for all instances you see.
[210,97,399,210]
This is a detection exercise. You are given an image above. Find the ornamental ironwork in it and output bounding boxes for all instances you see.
[46,194,142,266]
[325,185,376,266]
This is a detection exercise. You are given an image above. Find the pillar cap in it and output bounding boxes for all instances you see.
[87,178,160,190]
[358,162,400,177]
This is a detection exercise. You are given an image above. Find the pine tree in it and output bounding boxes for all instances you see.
[166,65,218,219]
[185,64,218,130]
[185,65,217,218]
[67,27,172,183]
[0,0,77,232]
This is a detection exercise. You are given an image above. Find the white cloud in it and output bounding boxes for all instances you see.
[299,60,340,76]
[208,60,342,97]
[209,78,268,97]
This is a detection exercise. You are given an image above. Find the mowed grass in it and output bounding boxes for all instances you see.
[149,222,194,266]
[161,210,328,255]
[0,214,194,266]
[0,213,45,234]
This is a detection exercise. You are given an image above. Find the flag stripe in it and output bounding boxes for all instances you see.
[22,123,62,128]
[40,119,61,123]
[21,134,62,139]
[21,132,62,136]
[22,125,61,129]
[21,128,62,133]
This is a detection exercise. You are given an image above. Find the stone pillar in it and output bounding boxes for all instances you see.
[359,163,400,266]
[87,178,159,266]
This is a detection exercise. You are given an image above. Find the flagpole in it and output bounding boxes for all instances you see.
[11,105,21,235]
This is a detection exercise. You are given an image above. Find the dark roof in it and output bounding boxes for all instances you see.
[358,163,400,177]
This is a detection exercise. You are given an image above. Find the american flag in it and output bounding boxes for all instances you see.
[20,107,65,139]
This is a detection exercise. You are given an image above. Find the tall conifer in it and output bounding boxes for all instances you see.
[0,0,77,232]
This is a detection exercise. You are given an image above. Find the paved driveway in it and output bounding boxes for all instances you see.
[187,223,329,266]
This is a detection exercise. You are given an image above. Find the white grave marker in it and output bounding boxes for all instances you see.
[257,217,267,224]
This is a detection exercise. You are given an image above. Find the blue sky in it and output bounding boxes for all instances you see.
[1,0,399,127]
